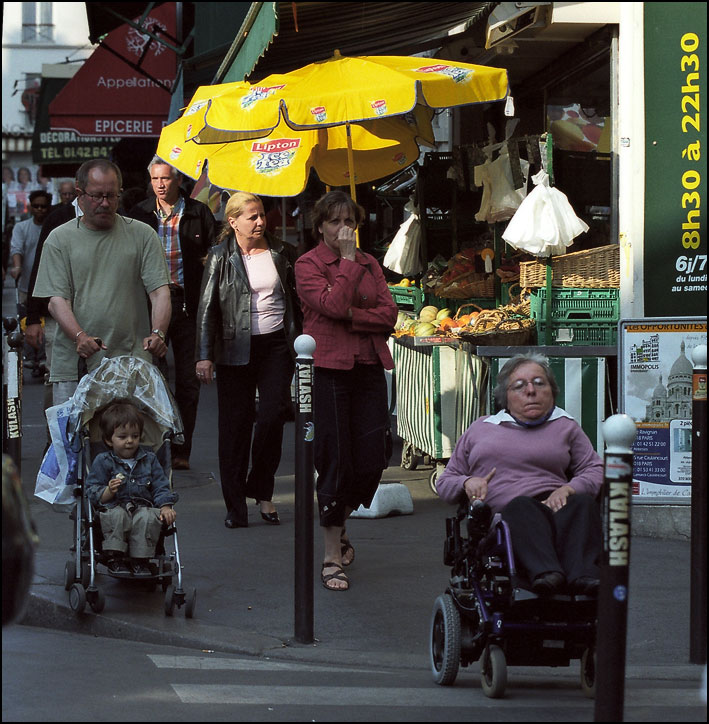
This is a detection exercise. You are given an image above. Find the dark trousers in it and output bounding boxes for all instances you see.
[313,364,389,528]
[156,292,200,460]
[216,330,294,524]
[501,493,602,584]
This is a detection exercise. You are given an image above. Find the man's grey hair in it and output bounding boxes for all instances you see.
[493,352,560,411]
[76,159,122,190]
[147,155,179,178]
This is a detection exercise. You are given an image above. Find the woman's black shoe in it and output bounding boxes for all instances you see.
[225,513,247,528]
[260,510,280,525]
[532,571,565,594]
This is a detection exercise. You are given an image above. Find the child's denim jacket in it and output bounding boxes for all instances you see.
[86,447,178,511]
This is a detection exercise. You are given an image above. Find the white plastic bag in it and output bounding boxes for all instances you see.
[383,200,422,276]
[502,170,589,256]
[34,401,80,511]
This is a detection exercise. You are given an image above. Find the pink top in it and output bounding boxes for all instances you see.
[295,241,398,370]
[436,410,604,514]
[241,249,285,335]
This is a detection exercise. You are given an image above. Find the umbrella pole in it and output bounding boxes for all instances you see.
[345,121,361,247]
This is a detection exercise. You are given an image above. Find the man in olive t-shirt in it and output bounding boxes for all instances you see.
[33,159,171,405]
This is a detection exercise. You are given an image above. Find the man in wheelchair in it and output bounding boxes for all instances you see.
[437,353,604,596]
[86,401,178,576]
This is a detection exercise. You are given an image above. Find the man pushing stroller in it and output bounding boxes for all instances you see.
[86,401,177,576]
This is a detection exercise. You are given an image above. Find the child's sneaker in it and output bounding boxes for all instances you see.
[107,558,130,574]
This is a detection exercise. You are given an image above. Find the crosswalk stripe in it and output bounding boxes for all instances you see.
[148,655,394,675]
[169,684,703,708]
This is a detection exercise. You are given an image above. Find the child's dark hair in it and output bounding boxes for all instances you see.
[99,401,144,443]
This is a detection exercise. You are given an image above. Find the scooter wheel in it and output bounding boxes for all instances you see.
[480,644,507,698]
[430,594,461,685]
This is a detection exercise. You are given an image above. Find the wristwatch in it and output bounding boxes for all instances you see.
[151,329,166,342]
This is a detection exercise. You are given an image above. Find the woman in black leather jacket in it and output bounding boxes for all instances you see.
[195,192,301,528]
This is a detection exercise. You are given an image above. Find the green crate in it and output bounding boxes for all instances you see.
[389,285,425,312]
[530,288,619,323]
[536,320,617,346]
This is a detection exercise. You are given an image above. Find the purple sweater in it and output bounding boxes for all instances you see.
[436,412,604,514]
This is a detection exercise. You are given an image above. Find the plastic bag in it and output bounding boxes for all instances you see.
[383,199,422,276]
[502,170,589,256]
[34,401,80,511]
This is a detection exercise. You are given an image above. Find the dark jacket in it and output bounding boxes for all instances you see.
[196,232,302,366]
[127,190,217,317]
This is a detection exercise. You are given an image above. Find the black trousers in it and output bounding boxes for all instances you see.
[501,493,602,584]
[313,364,389,528]
[156,291,200,460]
[216,330,294,524]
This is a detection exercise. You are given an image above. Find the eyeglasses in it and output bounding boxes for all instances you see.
[79,190,122,204]
[508,377,549,392]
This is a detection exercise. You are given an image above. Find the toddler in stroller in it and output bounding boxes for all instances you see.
[86,401,177,576]
[59,356,195,617]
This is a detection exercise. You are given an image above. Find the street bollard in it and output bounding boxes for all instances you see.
[690,344,707,665]
[3,316,24,475]
[294,334,316,644]
[595,413,637,723]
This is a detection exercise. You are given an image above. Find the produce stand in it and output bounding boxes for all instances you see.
[392,335,486,491]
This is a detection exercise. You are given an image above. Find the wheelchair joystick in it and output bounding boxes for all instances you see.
[467,499,492,542]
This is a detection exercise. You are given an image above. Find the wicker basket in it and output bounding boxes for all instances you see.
[459,318,536,346]
[519,245,620,288]
[434,272,495,299]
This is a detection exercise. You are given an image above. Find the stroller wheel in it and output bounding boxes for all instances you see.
[88,588,105,614]
[430,594,461,685]
[581,647,596,699]
[164,585,176,616]
[64,561,75,591]
[69,583,86,614]
[480,644,507,698]
[401,442,418,471]
[185,587,197,619]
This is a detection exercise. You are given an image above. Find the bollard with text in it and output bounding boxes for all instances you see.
[294,334,316,644]
[690,344,707,665]
[594,414,637,722]
[2,317,24,475]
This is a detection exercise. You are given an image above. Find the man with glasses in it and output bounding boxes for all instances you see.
[34,159,171,405]
[127,157,216,470]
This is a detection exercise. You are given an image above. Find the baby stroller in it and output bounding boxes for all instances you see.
[429,500,597,698]
[61,356,196,617]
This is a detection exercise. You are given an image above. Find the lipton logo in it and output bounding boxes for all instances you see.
[185,100,208,117]
[169,146,182,160]
[251,138,300,175]
[371,99,387,115]
[251,138,300,153]
[310,106,327,122]
[185,124,193,138]
[417,64,473,83]
[241,84,286,109]
[393,152,407,165]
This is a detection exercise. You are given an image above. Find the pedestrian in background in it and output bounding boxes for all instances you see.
[128,157,217,470]
[295,190,398,591]
[196,192,301,529]
[33,158,170,405]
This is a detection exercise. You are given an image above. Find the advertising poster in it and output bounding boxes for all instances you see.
[619,318,707,501]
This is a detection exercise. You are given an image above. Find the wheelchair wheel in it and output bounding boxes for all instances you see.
[581,647,596,699]
[69,583,86,614]
[480,644,507,698]
[401,442,418,471]
[429,594,461,685]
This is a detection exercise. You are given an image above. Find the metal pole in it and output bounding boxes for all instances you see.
[294,334,316,644]
[595,414,637,723]
[690,344,707,664]
[3,316,24,475]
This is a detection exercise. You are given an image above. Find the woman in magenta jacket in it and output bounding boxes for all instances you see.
[295,190,398,592]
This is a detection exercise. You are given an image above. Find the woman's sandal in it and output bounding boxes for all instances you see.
[341,531,355,567]
[321,562,349,591]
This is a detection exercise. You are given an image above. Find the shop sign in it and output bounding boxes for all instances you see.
[619,318,707,501]
[643,3,707,317]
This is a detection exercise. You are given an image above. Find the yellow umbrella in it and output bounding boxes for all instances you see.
[157,98,436,197]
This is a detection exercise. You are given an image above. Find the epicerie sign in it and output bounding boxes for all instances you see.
[94,119,156,135]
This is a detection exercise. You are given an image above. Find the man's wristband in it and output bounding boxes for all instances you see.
[151,329,166,342]
[75,330,85,340]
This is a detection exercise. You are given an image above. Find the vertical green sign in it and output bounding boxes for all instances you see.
[644,3,707,317]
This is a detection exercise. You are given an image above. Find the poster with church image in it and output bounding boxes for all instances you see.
[619,318,707,501]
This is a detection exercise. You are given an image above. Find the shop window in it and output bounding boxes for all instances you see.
[546,57,611,251]
[22,2,54,43]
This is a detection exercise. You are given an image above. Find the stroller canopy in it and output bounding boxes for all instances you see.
[65,356,184,445]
